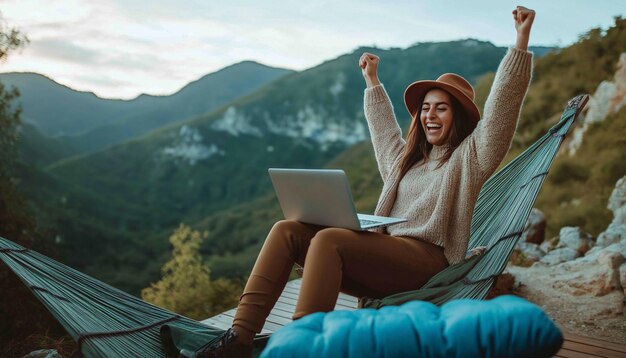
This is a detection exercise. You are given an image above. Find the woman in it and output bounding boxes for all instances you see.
[189,6,536,357]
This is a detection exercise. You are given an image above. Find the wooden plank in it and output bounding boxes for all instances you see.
[273,301,296,314]
[203,313,235,329]
[219,310,283,333]
[554,347,597,358]
[265,312,295,326]
[201,318,228,330]
[562,340,626,358]
[563,331,626,354]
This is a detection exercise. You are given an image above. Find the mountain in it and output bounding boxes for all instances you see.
[0,72,128,136]
[1,61,293,152]
[63,61,295,152]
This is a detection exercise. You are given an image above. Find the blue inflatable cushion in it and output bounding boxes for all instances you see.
[260,295,563,358]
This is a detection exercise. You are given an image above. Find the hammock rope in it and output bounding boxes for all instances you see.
[0,94,588,357]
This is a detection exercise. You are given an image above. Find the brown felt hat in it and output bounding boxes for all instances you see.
[404,73,480,127]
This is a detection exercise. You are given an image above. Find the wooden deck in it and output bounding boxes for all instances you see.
[202,279,626,357]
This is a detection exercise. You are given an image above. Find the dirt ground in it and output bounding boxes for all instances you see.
[503,267,626,345]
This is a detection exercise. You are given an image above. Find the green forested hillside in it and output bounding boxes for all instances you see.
[17,122,77,167]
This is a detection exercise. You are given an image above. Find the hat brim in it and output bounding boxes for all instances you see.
[404,80,480,127]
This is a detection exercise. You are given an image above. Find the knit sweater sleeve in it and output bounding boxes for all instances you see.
[363,84,406,182]
[470,47,533,178]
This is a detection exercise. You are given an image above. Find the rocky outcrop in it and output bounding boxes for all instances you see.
[505,175,626,342]
[516,242,545,262]
[568,53,626,154]
[556,226,594,254]
[598,176,626,247]
[540,247,580,266]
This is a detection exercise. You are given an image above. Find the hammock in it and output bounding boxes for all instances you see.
[0,95,588,357]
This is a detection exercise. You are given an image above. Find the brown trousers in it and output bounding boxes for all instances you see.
[232,220,449,334]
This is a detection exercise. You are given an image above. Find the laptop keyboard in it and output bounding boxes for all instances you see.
[359,219,383,227]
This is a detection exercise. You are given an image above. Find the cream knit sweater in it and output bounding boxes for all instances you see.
[364,47,533,265]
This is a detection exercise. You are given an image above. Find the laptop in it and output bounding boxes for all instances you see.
[268,168,406,230]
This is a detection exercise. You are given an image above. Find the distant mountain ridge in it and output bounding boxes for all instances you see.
[1,61,293,152]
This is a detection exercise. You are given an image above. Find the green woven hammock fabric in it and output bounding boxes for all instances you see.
[0,95,587,357]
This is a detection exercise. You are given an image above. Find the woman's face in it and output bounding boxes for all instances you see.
[420,88,454,146]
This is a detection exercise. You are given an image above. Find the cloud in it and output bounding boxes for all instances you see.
[28,38,100,63]
[1,0,623,99]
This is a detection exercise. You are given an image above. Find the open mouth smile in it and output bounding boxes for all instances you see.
[426,122,443,134]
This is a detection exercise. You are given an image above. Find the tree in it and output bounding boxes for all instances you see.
[0,17,29,61]
[0,82,20,177]
[142,224,241,320]
[0,19,74,357]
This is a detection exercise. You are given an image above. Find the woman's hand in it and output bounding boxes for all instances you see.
[359,52,381,88]
[512,6,535,51]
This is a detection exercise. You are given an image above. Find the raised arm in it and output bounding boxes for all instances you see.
[471,6,535,177]
[360,52,405,182]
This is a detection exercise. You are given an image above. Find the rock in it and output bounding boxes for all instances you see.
[583,242,626,263]
[556,256,623,297]
[515,242,545,263]
[540,247,580,265]
[597,251,625,269]
[539,237,557,253]
[585,81,617,124]
[596,223,625,247]
[611,53,626,113]
[539,236,559,253]
[608,175,626,225]
[22,350,60,358]
[558,227,594,254]
[596,175,626,248]
[520,208,546,244]
[517,247,623,297]
[568,53,626,155]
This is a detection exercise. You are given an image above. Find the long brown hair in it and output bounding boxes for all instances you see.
[398,91,476,179]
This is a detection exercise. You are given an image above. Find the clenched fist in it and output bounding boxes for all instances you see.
[512,6,535,51]
[359,52,381,88]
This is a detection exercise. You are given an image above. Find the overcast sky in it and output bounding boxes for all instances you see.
[1,0,623,99]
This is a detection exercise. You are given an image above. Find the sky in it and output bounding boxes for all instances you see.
[1,0,624,100]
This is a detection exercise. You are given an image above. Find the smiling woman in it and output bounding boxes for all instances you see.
[183,5,538,358]
[358,7,536,259]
